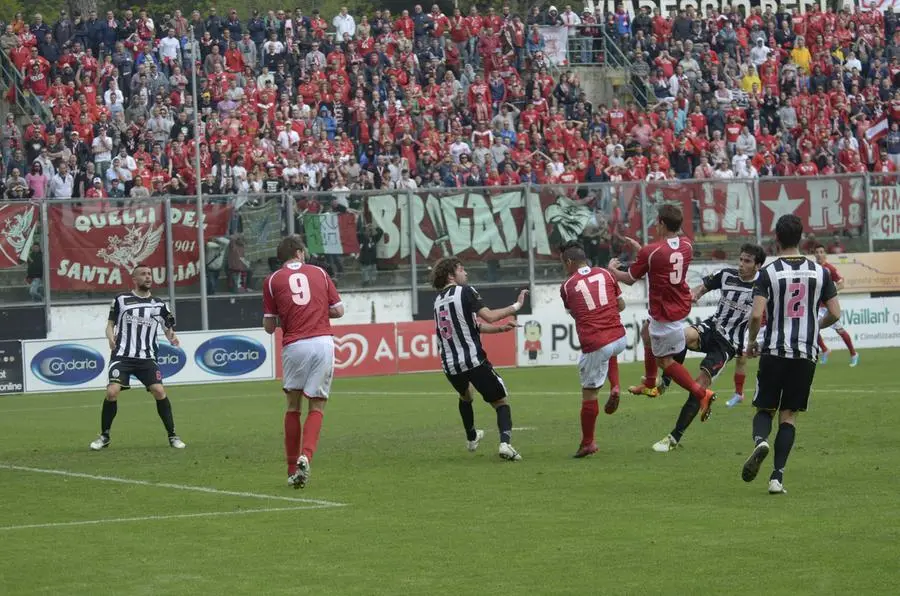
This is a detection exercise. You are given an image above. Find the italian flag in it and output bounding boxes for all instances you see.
[303,213,360,255]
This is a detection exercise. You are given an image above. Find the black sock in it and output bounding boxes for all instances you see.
[671,395,701,442]
[156,397,176,437]
[674,347,688,364]
[101,399,117,436]
[771,422,796,482]
[458,399,476,441]
[752,410,774,445]
[495,404,512,444]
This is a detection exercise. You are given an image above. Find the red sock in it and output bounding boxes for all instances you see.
[643,341,658,386]
[663,362,706,400]
[608,356,620,391]
[580,399,599,446]
[301,410,324,462]
[837,330,856,356]
[284,411,301,475]
[734,373,746,396]
[817,334,828,352]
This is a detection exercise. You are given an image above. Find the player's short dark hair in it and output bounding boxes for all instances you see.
[775,215,804,250]
[657,204,683,232]
[559,240,587,264]
[431,257,462,290]
[812,243,826,252]
[740,243,766,266]
[277,234,306,263]
[131,263,151,275]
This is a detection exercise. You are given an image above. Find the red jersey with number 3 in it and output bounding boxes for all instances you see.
[560,266,625,353]
[628,237,693,322]
[263,262,342,347]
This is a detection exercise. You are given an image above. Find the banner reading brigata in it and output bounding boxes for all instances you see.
[0,202,38,269]
[48,203,232,291]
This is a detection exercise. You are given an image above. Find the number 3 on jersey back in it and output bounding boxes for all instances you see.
[669,252,684,284]
[289,273,311,306]
[574,274,609,311]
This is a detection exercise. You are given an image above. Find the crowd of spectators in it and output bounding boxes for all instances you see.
[2,4,900,199]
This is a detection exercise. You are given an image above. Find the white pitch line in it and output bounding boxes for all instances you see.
[0,464,346,508]
[0,506,330,532]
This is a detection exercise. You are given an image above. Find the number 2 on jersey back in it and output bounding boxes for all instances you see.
[786,282,807,318]
[288,273,311,305]
[669,252,684,284]
[574,274,609,311]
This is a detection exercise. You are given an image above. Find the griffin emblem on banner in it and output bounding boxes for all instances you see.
[0,204,37,266]
[97,225,164,271]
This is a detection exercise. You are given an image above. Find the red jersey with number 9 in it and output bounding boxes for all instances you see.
[560,266,625,353]
[263,262,342,347]
[628,236,693,322]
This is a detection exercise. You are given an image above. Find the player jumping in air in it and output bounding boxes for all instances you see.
[559,241,627,458]
[263,235,344,489]
[743,215,841,494]
[90,264,185,451]
[608,204,717,420]
[652,244,766,452]
[812,245,858,367]
[431,257,525,461]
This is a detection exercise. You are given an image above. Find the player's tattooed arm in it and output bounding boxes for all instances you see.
[690,284,708,303]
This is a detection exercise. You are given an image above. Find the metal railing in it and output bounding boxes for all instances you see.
[0,49,54,123]
[600,28,650,107]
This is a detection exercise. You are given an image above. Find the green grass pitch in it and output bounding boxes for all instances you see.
[1,349,897,595]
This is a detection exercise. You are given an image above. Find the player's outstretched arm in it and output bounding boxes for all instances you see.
[479,321,518,334]
[690,283,708,303]
[478,289,528,323]
[607,260,634,286]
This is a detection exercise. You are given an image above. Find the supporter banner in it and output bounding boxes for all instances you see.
[240,199,283,262]
[820,296,900,351]
[0,203,37,269]
[859,0,898,12]
[824,252,900,294]
[602,1,829,16]
[304,212,361,255]
[869,186,900,240]
[0,340,24,395]
[539,26,568,66]
[22,329,275,393]
[758,176,865,235]
[48,203,232,291]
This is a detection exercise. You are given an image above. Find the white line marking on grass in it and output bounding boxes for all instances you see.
[0,464,346,508]
[0,506,331,532]
[511,427,536,431]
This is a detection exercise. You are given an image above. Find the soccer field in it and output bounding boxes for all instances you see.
[1,350,897,595]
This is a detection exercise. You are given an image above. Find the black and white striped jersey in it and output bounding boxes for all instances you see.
[108,293,175,360]
[701,267,757,354]
[434,284,486,375]
[753,257,837,361]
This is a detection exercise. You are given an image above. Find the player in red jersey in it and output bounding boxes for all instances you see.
[608,205,717,419]
[263,235,344,489]
[559,241,627,458]
[813,245,858,367]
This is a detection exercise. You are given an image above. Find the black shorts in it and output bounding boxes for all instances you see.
[752,355,816,412]
[108,357,163,390]
[692,320,735,380]
[445,361,508,403]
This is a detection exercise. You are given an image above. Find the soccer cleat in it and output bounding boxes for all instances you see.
[768,479,787,494]
[628,384,660,398]
[573,443,598,458]
[741,441,770,482]
[604,388,620,414]
[289,454,311,489]
[498,442,522,461]
[849,353,859,367]
[820,349,829,364]
[651,434,678,453]
[726,393,744,408]
[287,475,301,488]
[466,429,485,452]
[699,390,717,422]
[89,434,110,451]
[168,436,186,449]
[658,377,670,394]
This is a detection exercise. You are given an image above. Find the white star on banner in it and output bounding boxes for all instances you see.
[761,186,804,231]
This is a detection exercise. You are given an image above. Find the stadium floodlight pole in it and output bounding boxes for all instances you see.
[407,189,418,316]
[190,25,209,330]
[163,197,177,321]
[525,183,535,302]
[864,173,874,253]
[40,200,51,333]
[753,177,762,246]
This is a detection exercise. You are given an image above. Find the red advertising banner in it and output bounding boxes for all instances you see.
[758,176,865,235]
[0,202,38,268]
[48,203,232,290]
[332,323,398,378]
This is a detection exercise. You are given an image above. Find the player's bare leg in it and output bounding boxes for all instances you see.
[652,368,712,452]
[90,383,121,450]
[490,397,521,461]
[628,321,660,397]
[727,356,748,408]
[575,387,601,458]
[458,385,485,451]
[284,390,304,487]
[149,383,184,449]
[605,356,620,414]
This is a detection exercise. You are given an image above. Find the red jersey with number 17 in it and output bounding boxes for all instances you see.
[263,262,342,347]
[628,236,693,322]
[560,266,625,353]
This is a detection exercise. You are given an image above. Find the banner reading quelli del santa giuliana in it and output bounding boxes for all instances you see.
[48,204,232,291]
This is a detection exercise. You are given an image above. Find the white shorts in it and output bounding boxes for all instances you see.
[282,336,335,398]
[648,318,686,358]
[818,307,844,332]
[578,336,627,389]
